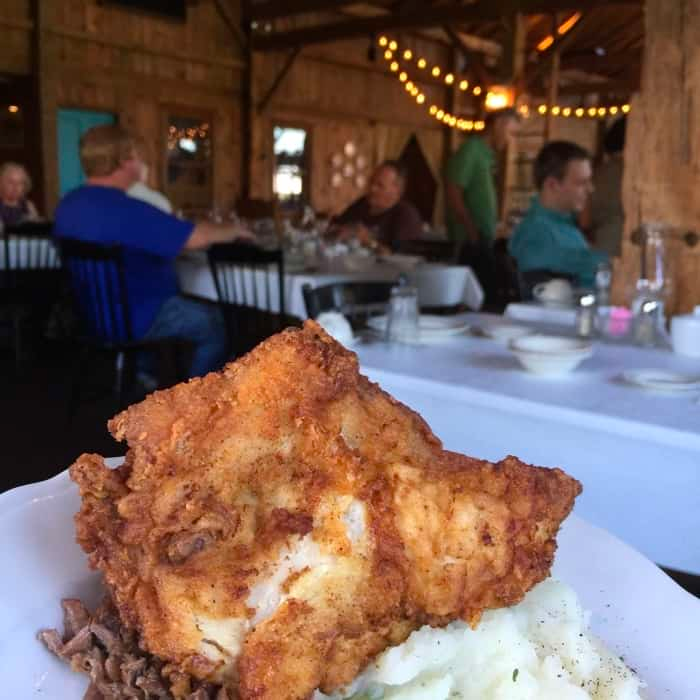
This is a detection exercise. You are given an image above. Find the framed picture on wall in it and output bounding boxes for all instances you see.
[162,107,213,215]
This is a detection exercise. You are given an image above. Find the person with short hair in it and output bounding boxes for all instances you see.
[445,108,520,300]
[590,117,626,258]
[508,141,607,288]
[331,160,423,250]
[0,161,40,227]
[54,124,252,380]
[128,158,173,214]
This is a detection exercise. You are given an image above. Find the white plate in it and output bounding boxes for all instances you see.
[367,314,469,338]
[622,369,700,392]
[2,467,700,699]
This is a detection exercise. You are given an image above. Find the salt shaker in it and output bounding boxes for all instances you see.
[576,293,596,338]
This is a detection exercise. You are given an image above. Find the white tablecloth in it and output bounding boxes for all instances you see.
[354,312,700,575]
[176,252,483,319]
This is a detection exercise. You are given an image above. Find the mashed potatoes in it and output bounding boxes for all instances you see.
[316,579,644,700]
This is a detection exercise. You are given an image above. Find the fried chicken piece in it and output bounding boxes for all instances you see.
[71,321,581,700]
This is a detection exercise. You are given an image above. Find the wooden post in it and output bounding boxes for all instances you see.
[240,1,253,200]
[544,15,560,141]
[614,0,700,313]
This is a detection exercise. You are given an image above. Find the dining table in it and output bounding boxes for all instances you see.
[352,312,700,576]
[176,250,483,319]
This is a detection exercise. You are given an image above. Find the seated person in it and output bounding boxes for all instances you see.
[508,141,607,289]
[0,161,40,227]
[128,156,173,214]
[330,160,423,251]
[54,124,251,380]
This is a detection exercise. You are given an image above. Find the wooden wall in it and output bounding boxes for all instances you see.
[615,0,700,314]
[1,1,512,226]
[250,36,450,220]
[2,0,244,212]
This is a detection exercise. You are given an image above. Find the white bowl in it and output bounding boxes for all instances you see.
[482,322,534,344]
[508,334,593,376]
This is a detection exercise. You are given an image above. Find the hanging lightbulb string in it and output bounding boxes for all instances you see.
[378,35,632,125]
[379,36,486,131]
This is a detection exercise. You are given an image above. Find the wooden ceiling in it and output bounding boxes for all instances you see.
[247,0,644,98]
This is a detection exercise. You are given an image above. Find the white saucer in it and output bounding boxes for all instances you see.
[367,314,469,339]
[621,369,700,392]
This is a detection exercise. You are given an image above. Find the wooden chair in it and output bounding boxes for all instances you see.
[207,242,290,356]
[302,281,394,330]
[58,238,183,416]
[1,222,61,370]
[394,238,459,263]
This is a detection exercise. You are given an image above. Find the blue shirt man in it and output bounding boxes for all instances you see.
[54,124,251,379]
[508,141,607,288]
[55,186,192,338]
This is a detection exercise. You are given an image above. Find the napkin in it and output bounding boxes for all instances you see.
[315,311,354,345]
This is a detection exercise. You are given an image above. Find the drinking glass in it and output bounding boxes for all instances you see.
[385,285,419,344]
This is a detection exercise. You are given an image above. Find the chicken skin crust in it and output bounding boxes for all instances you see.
[71,321,582,700]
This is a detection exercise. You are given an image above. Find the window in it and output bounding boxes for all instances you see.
[164,113,213,212]
[273,126,309,207]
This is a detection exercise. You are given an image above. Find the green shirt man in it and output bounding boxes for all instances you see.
[445,111,519,246]
[446,136,498,243]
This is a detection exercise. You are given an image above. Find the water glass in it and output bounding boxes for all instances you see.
[385,285,419,344]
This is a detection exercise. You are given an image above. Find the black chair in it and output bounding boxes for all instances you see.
[518,269,577,301]
[394,238,458,263]
[58,238,183,416]
[1,222,61,370]
[302,281,394,330]
[207,242,290,356]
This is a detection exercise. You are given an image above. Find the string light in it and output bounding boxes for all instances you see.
[8,105,19,113]
[378,36,631,133]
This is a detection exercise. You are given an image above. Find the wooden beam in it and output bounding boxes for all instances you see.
[251,0,643,51]
[257,47,302,113]
[214,0,247,52]
[442,24,490,85]
[250,0,364,21]
[525,10,588,88]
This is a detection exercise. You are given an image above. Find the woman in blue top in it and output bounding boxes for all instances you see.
[509,141,608,289]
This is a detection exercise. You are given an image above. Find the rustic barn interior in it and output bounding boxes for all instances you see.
[2,0,700,593]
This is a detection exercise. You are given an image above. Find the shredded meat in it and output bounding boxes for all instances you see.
[38,598,232,700]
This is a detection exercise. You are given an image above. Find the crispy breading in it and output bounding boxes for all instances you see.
[71,321,582,700]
